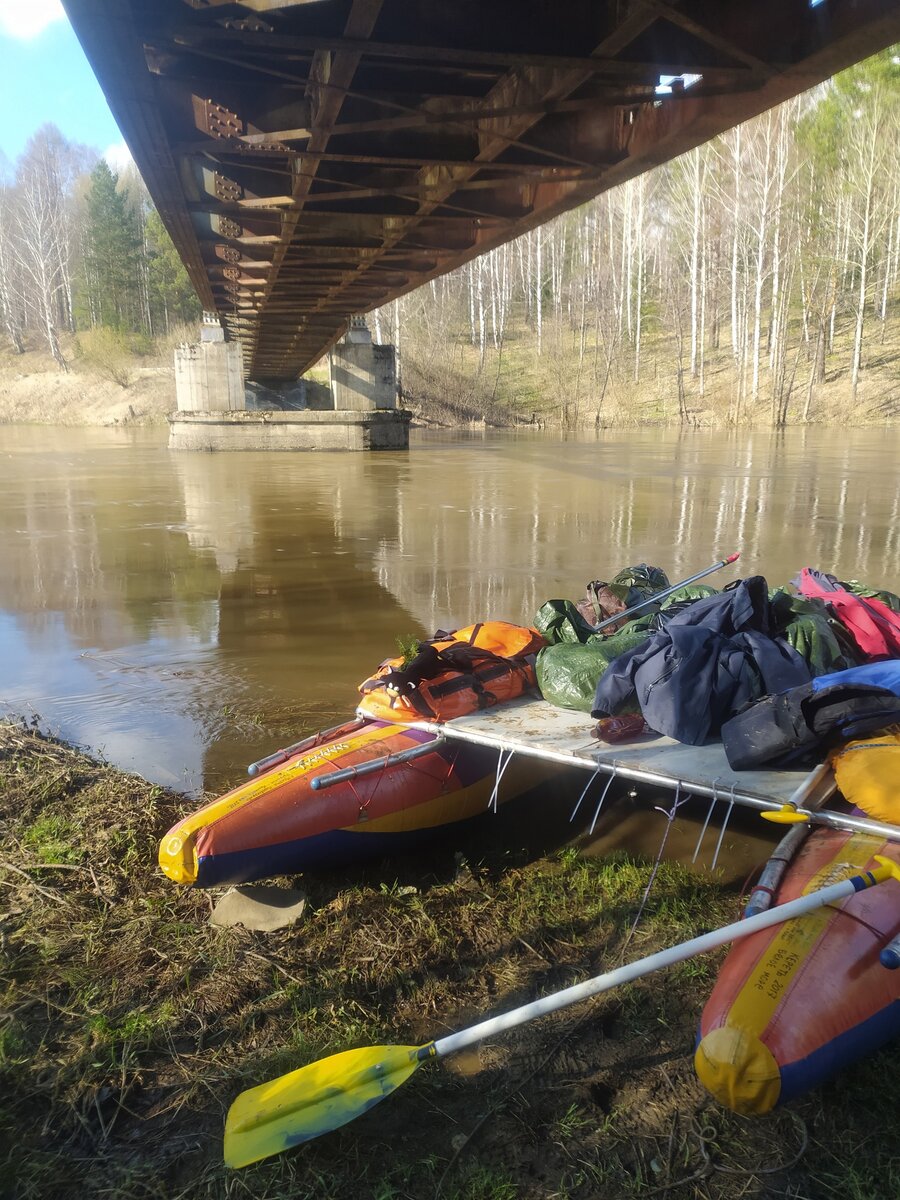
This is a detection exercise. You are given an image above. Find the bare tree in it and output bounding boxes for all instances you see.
[0,181,25,353]
[843,84,894,403]
[12,129,74,369]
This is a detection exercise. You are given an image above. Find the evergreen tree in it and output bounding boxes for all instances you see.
[145,207,201,333]
[81,159,142,330]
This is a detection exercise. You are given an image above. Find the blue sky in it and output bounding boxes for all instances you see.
[0,1,126,169]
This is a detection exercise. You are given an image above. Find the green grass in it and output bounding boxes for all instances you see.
[3,720,900,1199]
[22,814,83,863]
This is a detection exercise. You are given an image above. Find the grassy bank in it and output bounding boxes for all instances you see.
[1,721,898,1199]
[5,309,900,432]
[400,312,900,430]
[0,330,187,428]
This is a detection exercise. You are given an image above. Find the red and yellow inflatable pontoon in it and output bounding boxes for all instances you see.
[159,716,551,887]
[160,621,550,887]
[696,825,900,1113]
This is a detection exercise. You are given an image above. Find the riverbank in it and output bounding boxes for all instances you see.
[2,720,898,1199]
[0,346,174,427]
[4,323,900,430]
[400,315,900,430]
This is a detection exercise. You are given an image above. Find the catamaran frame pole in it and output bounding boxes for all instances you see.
[414,721,900,844]
[592,552,740,632]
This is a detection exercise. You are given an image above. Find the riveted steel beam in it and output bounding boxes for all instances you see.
[63,0,900,381]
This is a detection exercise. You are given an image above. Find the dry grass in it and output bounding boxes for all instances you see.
[400,310,900,431]
[2,721,899,1199]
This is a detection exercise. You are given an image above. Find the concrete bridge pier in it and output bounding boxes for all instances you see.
[329,316,398,412]
[173,315,244,413]
[168,316,410,451]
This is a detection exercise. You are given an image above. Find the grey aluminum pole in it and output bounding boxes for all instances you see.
[592,552,741,633]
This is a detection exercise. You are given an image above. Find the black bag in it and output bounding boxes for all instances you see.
[722,682,900,770]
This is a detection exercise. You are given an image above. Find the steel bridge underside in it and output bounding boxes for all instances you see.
[63,0,900,382]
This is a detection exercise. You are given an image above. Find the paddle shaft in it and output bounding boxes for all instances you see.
[591,552,740,633]
[431,864,889,1058]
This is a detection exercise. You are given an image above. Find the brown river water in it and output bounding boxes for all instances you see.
[3,424,899,880]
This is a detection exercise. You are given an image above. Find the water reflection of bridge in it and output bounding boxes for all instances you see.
[169,428,900,640]
[365,430,900,632]
[63,0,900,382]
[6,430,900,657]
[3,427,900,786]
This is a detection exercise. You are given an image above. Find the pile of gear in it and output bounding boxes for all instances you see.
[536,565,900,783]
[355,563,900,825]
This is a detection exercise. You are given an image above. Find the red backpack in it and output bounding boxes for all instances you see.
[796,568,900,660]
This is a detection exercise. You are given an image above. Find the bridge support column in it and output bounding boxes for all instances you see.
[168,314,410,450]
[174,315,244,413]
[328,317,397,411]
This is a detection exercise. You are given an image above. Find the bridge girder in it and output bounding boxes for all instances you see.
[63,0,900,381]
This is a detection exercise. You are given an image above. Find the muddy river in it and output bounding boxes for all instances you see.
[3,424,899,878]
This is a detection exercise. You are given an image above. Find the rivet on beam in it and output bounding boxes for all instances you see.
[219,17,274,34]
[214,173,243,202]
[193,95,243,140]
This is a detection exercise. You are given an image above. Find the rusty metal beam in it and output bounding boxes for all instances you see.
[171,23,746,75]
[634,0,776,76]
[62,0,900,381]
[172,27,761,85]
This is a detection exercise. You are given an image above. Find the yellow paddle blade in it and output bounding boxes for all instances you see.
[224,1044,427,1168]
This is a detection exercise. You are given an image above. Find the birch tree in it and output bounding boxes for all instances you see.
[12,128,73,368]
[0,181,25,353]
[843,86,893,402]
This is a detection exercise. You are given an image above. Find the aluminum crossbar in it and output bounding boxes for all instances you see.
[400,697,900,845]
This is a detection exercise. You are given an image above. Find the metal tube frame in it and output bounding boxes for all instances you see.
[310,737,446,791]
[409,721,900,844]
[248,717,367,776]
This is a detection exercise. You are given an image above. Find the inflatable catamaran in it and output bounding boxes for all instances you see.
[160,563,900,1112]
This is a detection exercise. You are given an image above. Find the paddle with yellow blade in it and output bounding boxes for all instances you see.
[225,854,900,1168]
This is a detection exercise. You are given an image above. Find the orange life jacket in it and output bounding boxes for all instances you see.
[358,621,545,723]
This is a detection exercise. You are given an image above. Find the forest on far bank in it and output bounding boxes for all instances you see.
[0,131,200,382]
[1,50,899,429]
[376,49,900,429]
